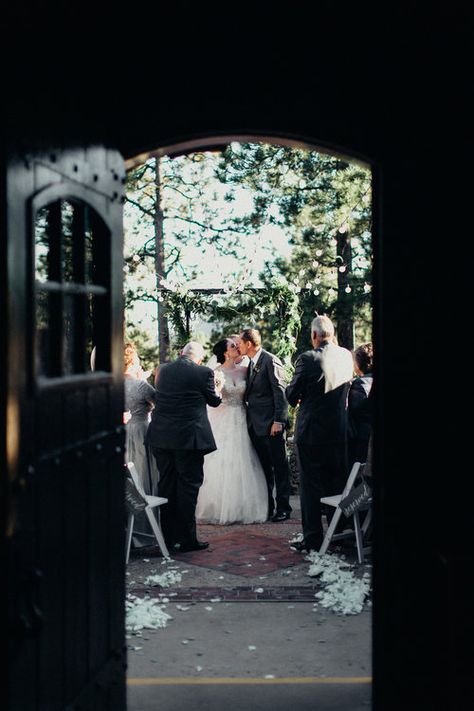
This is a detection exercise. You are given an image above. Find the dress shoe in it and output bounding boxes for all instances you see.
[175,540,209,553]
[271,511,291,522]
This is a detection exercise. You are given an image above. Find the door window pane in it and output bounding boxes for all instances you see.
[85,220,94,284]
[35,207,49,283]
[33,197,111,379]
[62,293,76,376]
[61,201,75,282]
[35,290,51,377]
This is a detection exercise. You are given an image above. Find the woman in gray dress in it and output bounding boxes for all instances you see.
[124,343,160,548]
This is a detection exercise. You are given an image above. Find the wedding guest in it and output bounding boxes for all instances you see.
[238,328,293,522]
[286,315,354,552]
[124,343,160,548]
[348,343,374,465]
[145,341,222,552]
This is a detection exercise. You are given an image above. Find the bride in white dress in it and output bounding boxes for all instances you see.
[196,337,268,524]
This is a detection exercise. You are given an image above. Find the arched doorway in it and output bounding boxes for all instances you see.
[122,135,374,710]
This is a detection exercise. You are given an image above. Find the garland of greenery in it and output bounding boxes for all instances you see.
[163,288,210,346]
[160,278,301,370]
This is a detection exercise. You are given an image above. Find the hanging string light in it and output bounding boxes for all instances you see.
[154,177,371,323]
[303,183,372,299]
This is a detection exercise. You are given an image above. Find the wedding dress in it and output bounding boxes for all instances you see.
[196,366,268,524]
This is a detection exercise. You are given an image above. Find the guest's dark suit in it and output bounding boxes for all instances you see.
[286,341,352,549]
[145,356,221,548]
[245,349,292,517]
[348,373,373,465]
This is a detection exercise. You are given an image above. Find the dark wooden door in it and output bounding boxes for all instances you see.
[5,148,127,710]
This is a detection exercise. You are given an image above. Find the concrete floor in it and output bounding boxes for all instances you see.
[126,496,372,710]
[128,681,372,711]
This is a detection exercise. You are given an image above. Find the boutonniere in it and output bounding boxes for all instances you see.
[253,364,261,375]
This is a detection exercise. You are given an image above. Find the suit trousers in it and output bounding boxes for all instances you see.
[151,447,205,547]
[248,426,292,516]
[296,441,348,549]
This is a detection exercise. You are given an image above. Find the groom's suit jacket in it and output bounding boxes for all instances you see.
[145,356,221,454]
[244,349,289,437]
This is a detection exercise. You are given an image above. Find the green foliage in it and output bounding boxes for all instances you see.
[216,143,373,349]
[161,288,210,349]
[123,153,254,314]
[123,152,265,355]
[124,142,373,358]
[124,323,159,372]
[205,279,301,371]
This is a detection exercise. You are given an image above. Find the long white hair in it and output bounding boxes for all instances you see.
[320,342,354,393]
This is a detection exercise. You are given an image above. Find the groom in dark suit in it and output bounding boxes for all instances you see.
[238,328,292,522]
[145,341,222,552]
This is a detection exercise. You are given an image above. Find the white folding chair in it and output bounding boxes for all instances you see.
[319,461,372,564]
[124,461,170,562]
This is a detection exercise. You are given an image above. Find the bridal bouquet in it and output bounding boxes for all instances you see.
[213,369,225,392]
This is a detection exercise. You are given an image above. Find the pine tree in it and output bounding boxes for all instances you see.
[215,142,372,351]
[124,151,254,358]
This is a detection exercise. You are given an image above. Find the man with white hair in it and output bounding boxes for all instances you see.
[145,341,222,552]
[286,315,354,553]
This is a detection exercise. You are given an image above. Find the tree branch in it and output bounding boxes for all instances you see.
[170,214,252,235]
[124,196,155,217]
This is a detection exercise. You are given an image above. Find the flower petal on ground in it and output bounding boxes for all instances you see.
[306,552,371,615]
[125,594,173,633]
[144,570,183,587]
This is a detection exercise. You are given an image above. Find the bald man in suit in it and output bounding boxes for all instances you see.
[286,315,354,552]
[146,341,222,552]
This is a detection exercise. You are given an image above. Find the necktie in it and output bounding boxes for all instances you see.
[248,359,254,380]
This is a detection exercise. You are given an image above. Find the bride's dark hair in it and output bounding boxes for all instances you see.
[213,339,230,364]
